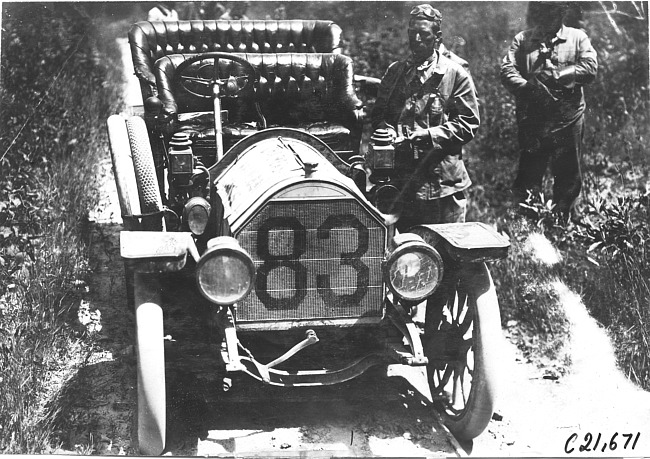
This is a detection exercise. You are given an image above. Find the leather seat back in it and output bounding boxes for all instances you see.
[130,20,343,99]
[155,53,361,126]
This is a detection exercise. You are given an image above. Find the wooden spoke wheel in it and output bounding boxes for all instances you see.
[424,262,501,441]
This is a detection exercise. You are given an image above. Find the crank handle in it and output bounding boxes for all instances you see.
[266,329,319,369]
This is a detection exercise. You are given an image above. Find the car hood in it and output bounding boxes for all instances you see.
[210,129,380,233]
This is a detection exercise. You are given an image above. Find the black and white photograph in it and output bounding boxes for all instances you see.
[0,1,648,456]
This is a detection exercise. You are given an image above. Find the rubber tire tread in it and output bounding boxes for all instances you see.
[107,114,141,229]
[107,115,139,307]
[125,116,163,221]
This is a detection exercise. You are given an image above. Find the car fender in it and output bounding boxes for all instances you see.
[120,231,198,272]
[407,222,510,263]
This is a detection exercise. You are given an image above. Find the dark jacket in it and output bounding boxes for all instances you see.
[371,51,480,200]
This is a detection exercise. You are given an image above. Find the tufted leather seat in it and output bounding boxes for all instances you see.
[129,20,342,99]
[154,53,363,157]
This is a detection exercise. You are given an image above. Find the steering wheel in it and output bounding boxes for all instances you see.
[173,52,258,99]
[173,53,262,161]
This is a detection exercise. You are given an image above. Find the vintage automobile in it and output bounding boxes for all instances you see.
[108,19,509,455]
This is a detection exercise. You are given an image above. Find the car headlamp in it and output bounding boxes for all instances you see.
[183,197,211,236]
[384,234,443,302]
[196,236,255,305]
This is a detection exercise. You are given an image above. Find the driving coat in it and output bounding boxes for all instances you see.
[371,51,480,200]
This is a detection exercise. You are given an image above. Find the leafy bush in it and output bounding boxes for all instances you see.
[571,193,650,388]
[504,185,650,389]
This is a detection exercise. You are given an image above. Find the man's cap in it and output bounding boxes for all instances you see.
[410,4,443,22]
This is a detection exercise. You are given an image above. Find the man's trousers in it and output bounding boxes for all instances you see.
[513,116,584,217]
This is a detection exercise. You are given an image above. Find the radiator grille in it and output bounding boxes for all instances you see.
[236,200,385,322]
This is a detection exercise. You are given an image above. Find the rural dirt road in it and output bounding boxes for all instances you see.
[60,37,650,457]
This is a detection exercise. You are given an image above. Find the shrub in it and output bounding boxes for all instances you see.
[572,193,650,389]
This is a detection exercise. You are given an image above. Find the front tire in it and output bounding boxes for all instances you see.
[424,262,501,441]
[135,272,166,455]
[108,115,166,453]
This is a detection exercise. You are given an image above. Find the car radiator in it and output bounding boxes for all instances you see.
[235,200,385,323]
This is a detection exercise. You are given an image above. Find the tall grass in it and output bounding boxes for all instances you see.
[0,3,123,452]
[565,193,650,388]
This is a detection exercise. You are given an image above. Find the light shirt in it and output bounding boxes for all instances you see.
[501,25,598,133]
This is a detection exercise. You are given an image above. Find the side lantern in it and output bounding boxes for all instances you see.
[196,236,255,305]
[384,233,444,302]
[368,128,395,178]
[169,132,194,185]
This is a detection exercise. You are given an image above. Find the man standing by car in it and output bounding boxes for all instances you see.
[501,1,597,221]
[371,4,480,230]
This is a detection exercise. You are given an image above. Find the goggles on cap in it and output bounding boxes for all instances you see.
[410,4,442,20]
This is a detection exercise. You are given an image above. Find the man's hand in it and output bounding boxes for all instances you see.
[536,69,555,84]
[530,66,576,92]
[552,65,576,88]
[407,128,432,146]
[521,75,559,104]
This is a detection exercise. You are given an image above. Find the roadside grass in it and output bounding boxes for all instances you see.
[566,188,650,388]
[0,4,124,452]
